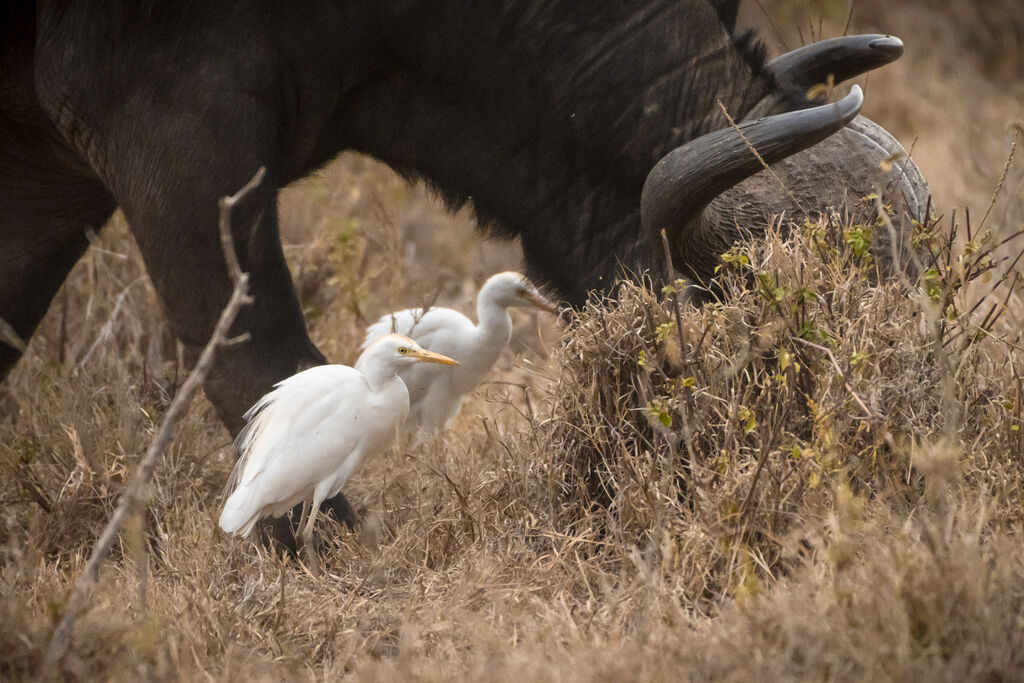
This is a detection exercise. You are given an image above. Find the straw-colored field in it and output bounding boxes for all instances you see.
[3,2,1023,680]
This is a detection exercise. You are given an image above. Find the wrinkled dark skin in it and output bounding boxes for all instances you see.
[1,0,792,424]
[0,0,832,550]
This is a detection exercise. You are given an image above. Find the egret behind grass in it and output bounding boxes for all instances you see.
[219,334,458,546]
[361,272,556,441]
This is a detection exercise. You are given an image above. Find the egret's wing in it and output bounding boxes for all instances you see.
[223,365,364,499]
[220,365,390,534]
[400,308,475,352]
[390,308,475,405]
[362,307,476,351]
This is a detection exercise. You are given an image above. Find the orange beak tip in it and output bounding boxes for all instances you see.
[525,292,558,313]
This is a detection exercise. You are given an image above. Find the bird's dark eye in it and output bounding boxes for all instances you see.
[398,347,408,354]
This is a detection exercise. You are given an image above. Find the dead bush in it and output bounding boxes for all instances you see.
[539,210,1024,611]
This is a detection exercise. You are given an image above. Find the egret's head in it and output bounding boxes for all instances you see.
[365,334,460,368]
[482,272,558,313]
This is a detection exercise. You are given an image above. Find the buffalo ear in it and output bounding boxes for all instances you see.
[641,85,863,277]
[768,34,904,93]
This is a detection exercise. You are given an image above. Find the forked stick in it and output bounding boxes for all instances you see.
[42,167,264,675]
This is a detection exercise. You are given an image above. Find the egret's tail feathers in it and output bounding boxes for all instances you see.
[219,491,261,537]
[221,452,249,501]
[219,509,260,538]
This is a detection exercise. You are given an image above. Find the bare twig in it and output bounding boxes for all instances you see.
[739,405,785,523]
[977,123,1022,233]
[219,166,265,282]
[752,0,791,50]
[14,462,53,514]
[843,0,856,36]
[42,168,263,675]
[403,452,479,540]
[659,228,678,285]
[660,229,688,354]
[59,285,69,366]
[717,100,809,218]
[791,335,873,419]
[0,316,26,354]
[75,276,146,372]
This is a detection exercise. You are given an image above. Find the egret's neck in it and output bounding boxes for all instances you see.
[476,296,513,349]
[361,362,405,393]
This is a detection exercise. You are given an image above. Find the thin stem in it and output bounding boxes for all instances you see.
[42,167,263,675]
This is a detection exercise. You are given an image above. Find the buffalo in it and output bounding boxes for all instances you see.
[1,0,927,545]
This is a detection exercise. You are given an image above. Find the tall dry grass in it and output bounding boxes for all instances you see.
[3,4,1024,681]
[4,169,1024,679]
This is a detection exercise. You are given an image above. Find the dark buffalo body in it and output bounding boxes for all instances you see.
[1,1,925,545]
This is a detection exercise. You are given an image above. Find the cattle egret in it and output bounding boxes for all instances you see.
[361,272,556,440]
[219,334,458,544]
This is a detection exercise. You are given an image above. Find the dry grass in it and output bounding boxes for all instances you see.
[3,6,1024,681]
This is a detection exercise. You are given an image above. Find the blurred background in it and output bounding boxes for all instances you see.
[747,0,1024,220]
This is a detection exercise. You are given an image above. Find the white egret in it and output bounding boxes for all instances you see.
[219,334,458,543]
[361,271,556,440]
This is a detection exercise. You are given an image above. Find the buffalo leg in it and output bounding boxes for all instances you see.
[0,174,116,382]
[33,12,356,544]
[70,102,351,549]
[117,156,356,549]
[0,44,117,382]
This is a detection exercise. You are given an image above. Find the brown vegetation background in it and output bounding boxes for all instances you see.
[2,1,1023,680]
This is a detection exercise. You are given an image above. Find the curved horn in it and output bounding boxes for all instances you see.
[641,85,863,278]
[768,35,903,90]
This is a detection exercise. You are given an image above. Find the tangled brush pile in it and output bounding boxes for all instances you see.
[540,212,1024,606]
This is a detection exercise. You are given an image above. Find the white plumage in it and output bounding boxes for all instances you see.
[219,334,458,542]
[361,271,555,440]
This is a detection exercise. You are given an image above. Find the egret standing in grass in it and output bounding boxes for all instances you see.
[219,334,458,545]
[361,271,556,441]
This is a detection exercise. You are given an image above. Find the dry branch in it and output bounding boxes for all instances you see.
[791,335,872,419]
[977,122,1022,232]
[717,99,808,218]
[41,167,263,675]
[0,315,26,354]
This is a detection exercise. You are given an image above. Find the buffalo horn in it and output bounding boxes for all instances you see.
[641,85,863,268]
[768,35,903,90]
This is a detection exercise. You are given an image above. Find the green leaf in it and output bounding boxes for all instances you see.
[720,247,750,269]
[737,406,757,434]
[648,402,673,428]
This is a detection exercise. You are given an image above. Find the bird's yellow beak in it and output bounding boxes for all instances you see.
[521,290,558,313]
[410,348,460,365]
